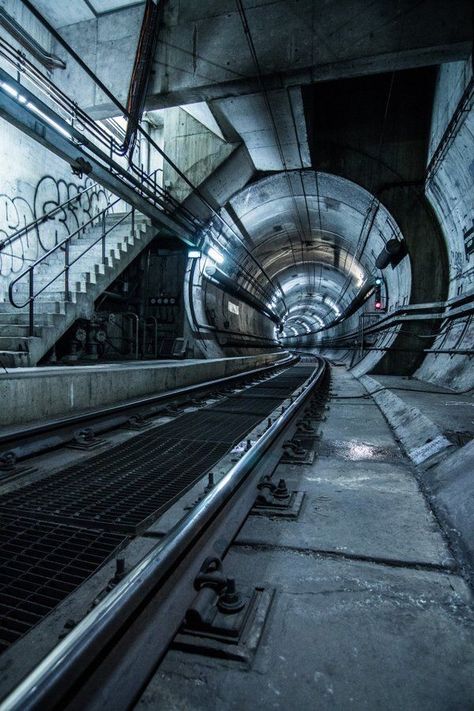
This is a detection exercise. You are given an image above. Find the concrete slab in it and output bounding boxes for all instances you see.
[236,457,454,567]
[358,374,455,465]
[322,400,396,446]
[137,550,474,711]
[421,440,474,580]
[135,364,473,711]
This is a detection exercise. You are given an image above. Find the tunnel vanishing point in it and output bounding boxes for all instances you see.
[0,2,473,710]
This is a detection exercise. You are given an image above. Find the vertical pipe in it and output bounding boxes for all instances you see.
[101,211,106,264]
[142,319,147,357]
[28,270,34,337]
[65,241,70,301]
[135,316,139,360]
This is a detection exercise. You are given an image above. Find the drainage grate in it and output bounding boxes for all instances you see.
[0,363,316,655]
[155,410,263,443]
[0,514,126,655]
[0,437,231,534]
[210,397,283,417]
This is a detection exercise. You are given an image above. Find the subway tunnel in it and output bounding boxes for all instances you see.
[0,1,473,709]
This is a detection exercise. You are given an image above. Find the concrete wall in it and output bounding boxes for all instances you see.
[1,351,287,426]
[203,280,278,356]
[303,69,451,375]
[0,120,112,301]
[0,1,110,300]
[163,106,236,202]
[417,59,473,390]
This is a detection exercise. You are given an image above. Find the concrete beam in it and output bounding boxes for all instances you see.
[210,87,311,171]
[52,0,472,116]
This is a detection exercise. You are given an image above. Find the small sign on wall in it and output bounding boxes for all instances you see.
[228,301,239,315]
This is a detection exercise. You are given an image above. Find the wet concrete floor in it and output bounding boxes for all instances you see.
[136,365,474,710]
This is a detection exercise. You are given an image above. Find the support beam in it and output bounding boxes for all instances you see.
[52,0,472,116]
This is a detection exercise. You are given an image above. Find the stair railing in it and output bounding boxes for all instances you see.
[8,199,137,337]
[0,181,111,254]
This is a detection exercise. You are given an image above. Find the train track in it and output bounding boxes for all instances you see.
[0,356,328,710]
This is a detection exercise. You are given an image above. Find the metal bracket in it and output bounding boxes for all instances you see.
[67,428,105,450]
[122,415,150,431]
[172,557,274,662]
[280,438,314,464]
[0,450,37,480]
[251,475,305,518]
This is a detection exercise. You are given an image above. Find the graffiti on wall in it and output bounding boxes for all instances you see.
[0,176,111,278]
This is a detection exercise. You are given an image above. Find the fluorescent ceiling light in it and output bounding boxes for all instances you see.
[188,249,201,259]
[1,82,73,140]
[26,102,73,139]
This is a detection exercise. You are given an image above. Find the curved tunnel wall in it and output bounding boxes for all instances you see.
[416,59,474,390]
[185,170,412,363]
[183,61,472,389]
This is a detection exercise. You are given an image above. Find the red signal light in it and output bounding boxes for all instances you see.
[375,301,382,310]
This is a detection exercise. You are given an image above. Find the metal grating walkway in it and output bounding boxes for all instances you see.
[0,363,314,654]
[0,514,126,656]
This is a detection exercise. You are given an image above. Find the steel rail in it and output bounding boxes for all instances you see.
[0,357,326,711]
[0,354,294,462]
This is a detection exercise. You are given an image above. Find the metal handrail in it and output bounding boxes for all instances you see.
[0,181,104,251]
[8,199,133,335]
[0,39,198,233]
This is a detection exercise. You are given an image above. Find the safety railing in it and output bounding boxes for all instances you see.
[142,316,159,358]
[123,312,140,360]
[0,181,111,254]
[0,36,198,236]
[8,199,135,336]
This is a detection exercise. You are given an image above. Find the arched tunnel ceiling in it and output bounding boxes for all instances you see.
[209,170,411,333]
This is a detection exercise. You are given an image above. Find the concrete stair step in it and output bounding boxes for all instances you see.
[2,213,155,366]
[0,335,41,352]
[0,302,65,315]
[0,350,29,367]
[0,312,59,324]
[0,323,45,337]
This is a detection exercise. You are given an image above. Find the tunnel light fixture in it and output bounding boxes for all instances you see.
[188,249,201,259]
[207,246,224,265]
[26,102,73,139]
[1,81,73,140]
[375,277,382,285]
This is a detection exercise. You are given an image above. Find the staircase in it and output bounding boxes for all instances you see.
[0,212,156,367]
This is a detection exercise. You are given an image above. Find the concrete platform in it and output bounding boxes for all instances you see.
[0,352,286,426]
[135,365,474,711]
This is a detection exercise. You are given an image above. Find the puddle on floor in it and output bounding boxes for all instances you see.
[318,439,403,462]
